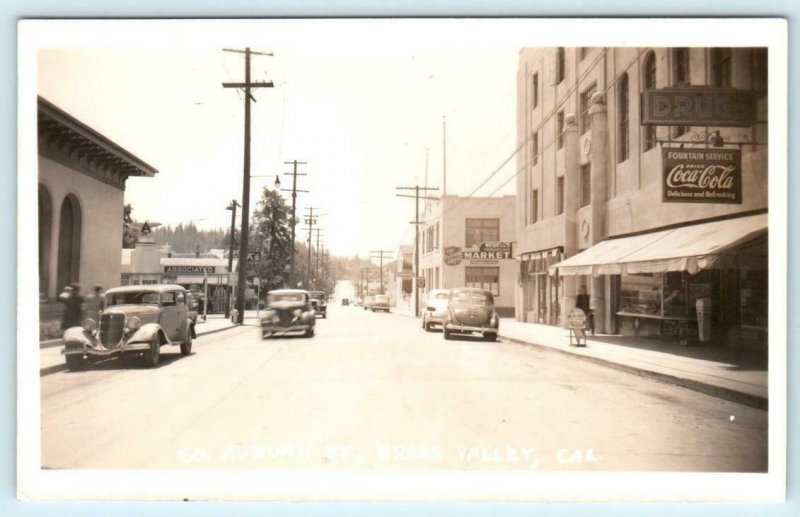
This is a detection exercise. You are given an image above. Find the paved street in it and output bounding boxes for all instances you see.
[41,304,767,472]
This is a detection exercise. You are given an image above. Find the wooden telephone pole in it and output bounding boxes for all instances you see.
[302,207,319,288]
[282,160,308,288]
[222,47,273,322]
[396,185,439,317]
[370,250,392,295]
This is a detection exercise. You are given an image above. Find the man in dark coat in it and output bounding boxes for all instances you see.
[575,285,594,335]
[60,283,84,330]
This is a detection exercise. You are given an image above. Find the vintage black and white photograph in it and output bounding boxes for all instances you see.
[17,19,787,502]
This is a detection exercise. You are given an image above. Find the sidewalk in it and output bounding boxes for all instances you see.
[39,312,256,377]
[498,318,768,410]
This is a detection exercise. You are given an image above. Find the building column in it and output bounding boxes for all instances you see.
[589,92,609,334]
[562,114,580,327]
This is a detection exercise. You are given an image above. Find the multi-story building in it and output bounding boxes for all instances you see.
[418,195,517,317]
[515,47,768,353]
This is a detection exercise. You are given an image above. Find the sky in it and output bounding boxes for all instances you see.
[36,21,519,260]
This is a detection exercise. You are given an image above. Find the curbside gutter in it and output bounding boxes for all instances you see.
[499,334,768,411]
[39,322,242,377]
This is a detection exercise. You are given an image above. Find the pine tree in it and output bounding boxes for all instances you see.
[250,187,292,290]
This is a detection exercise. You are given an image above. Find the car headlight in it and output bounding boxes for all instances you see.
[125,316,142,332]
[81,318,98,332]
[293,309,302,317]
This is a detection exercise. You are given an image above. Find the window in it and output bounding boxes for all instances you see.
[617,73,630,163]
[672,48,690,137]
[579,83,597,134]
[465,267,500,296]
[556,47,565,83]
[643,51,657,151]
[752,48,767,97]
[434,222,439,250]
[531,189,539,223]
[161,292,176,307]
[557,110,565,150]
[711,48,732,88]
[580,164,591,207]
[465,218,500,248]
[176,291,185,305]
[556,176,565,215]
[531,131,539,166]
[531,72,539,109]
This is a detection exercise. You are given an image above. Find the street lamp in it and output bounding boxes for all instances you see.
[225,199,240,319]
[274,174,281,190]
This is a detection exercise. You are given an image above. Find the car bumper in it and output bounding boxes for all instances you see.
[62,339,151,357]
[444,323,498,334]
[425,314,445,324]
[261,324,312,336]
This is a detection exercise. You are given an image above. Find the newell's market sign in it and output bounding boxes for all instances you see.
[462,242,514,261]
[662,149,742,204]
[164,265,216,274]
[641,88,756,127]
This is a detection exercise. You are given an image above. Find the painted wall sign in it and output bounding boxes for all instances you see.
[461,241,514,261]
[444,246,463,266]
[662,148,742,204]
[164,265,217,274]
[641,88,756,127]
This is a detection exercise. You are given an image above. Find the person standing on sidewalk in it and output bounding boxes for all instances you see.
[83,284,105,322]
[576,285,594,335]
[60,283,84,330]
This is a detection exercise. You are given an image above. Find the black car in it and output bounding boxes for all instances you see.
[308,291,327,318]
[260,289,316,338]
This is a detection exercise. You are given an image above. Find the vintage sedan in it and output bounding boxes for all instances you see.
[442,288,499,342]
[260,289,316,338]
[308,290,328,318]
[369,294,390,313]
[61,284,196,370]
[422,288,451,331]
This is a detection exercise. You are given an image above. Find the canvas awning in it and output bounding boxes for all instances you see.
[550,213,767,276]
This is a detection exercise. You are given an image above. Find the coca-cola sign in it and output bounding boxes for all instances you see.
[662,148,742,204]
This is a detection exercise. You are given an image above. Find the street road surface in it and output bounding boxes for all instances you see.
[41,304,767,471]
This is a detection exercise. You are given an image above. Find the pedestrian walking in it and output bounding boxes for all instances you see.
[576,285,595,335]
[60,283,84,330]
[83,284,105,322]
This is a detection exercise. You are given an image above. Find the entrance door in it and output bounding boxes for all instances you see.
[56,194,82,291]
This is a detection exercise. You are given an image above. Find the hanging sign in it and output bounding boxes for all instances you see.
[444,246,463,266]
[164,265,216,274]
[662,148,742,204]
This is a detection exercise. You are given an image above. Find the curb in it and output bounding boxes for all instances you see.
[40,323,243,377]
[499,333,768,411]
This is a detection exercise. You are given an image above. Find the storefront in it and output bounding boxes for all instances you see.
[551,213,767,353]
[518,247,563,325]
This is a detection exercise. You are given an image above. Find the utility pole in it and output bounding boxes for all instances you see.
[282,160,307,288]
[224,199,239,319]
[313,227,324,288]
[370,250,392,295]
[396,185,439,317]
[302,207,318,289]
[222,47,274,322]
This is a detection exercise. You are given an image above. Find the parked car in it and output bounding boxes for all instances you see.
[442,288,499,342]
[422,288,451,331]
[61,284,196,370]
[369,294,390,312]
[260,289,316,338]
[308,290,328,318]
[341,298,350,306]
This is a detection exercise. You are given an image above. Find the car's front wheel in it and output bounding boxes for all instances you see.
[180,328,193,355]
[144,336,161,367]
[483,332,497,342]
[443,328,452,340]
[65,353,86,371]
[305,327,315,338]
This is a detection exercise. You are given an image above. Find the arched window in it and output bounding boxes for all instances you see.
[38,184,53,296]
[643,51,657,151]
[56,194,82,291]
[617,72,630,163]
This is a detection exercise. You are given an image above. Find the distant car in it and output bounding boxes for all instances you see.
[260,289,316,338]
[422,288,451,331]
[370,294,390,312]
[61,284,196,370]
[341,298,350,306]
[363,295,374,311]
[308,291,328,318]
[442,288,499,342]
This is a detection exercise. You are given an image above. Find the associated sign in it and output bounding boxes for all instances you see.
[662,148,742,204]
[641,88,756,127]
[444,246,462,266]
[164,265,216,274]
[396,270,414,279]
[461,241,514,261]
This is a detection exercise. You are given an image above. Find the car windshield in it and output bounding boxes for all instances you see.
[374,295,389,303]
[268,293,306,303]
[106,291,160,306]
[450,290,492,304]
[431,291,450,300]
[309,293,325,300]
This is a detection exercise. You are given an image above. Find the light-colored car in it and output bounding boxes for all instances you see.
[308,290,327,318]
[260,289,316,338]
[422,289,451,331]
[363,295,374,311]
[62,284,196,370]
[442,288,499,342]
[369,294,390,313]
